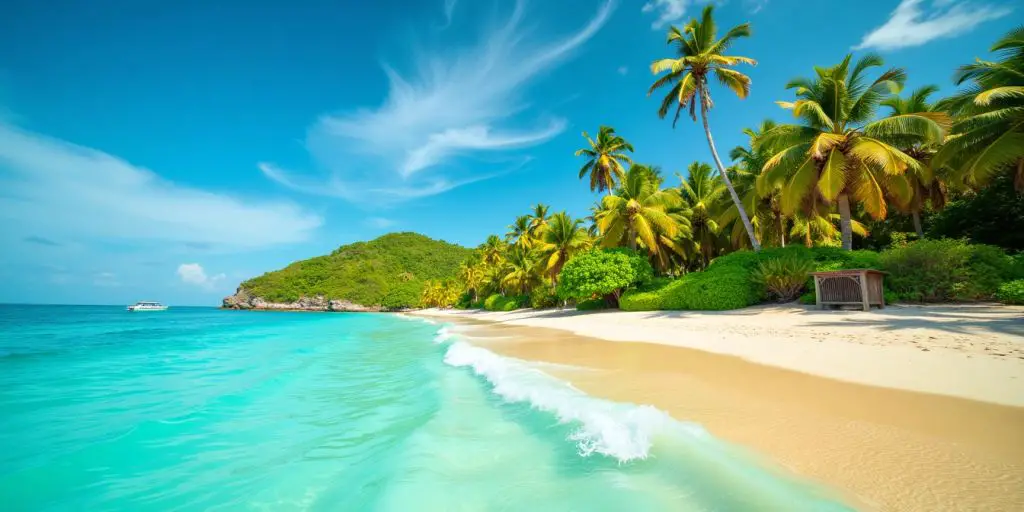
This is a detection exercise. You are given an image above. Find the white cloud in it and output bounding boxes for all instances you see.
[745,0,769,14]
[0,121,323,249]
[855,0,1011,50]
[441,0,458,28]
[617,66,629,75]
[642,0,689,30]
[177,263,226,290]
[366,217,397,228]
[260,0,615,204]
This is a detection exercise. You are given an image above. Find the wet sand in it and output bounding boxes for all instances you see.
[452,320,1024,511]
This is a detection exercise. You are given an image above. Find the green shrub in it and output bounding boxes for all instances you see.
[575,298,608,311]
[482,294,529,311]
[881,239,1014,301]
[799,291,816,305]
[529,285,560,309]
[557,248,653,306]
[996,280,1024,305]
[752,255,816,302]
[884,289,900,305]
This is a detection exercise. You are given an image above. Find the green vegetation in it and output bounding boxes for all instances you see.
[429,20,1023,311]
[996,280,1024,305]
[240,233,472,308]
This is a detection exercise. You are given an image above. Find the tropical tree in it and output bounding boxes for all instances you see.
[881,85,949,237]
[505,215,534,250]
[727,120,787,248]
[536,212,590,284]
[758,54,949,250]
[597,165,687,255]
[458,262,485,303]
[576,126,634,194]
[501,246,541,295]
[649,4,761,250]
[480,235,506,266]
[934,27,1024,191]
[528,203,551,237]
[678,162,725,267]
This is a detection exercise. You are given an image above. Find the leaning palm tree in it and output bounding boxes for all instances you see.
[505,215,534,250]
[758,54,949,250]
[649,4,761,251]
[934,26,1024,191]
[536,212,590,284]
[576,126,635,194]
[678,162,726,267]
[881,85,949,237]
[726,120,786,248]
[597,165,684,254]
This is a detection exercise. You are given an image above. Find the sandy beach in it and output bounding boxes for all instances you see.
[414,304,1024,510]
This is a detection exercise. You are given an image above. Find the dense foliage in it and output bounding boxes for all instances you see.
[483,294,529,312]
[557,249,653,306]
[240,233,472,308]
[880,239,1019,301]
[926,171,1024,250]
[752,256,816,302]
[997,280,1024,305]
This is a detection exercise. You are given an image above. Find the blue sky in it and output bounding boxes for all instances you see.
[0,0,1019,305]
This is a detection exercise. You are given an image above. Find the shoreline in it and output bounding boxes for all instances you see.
[413,303,1024,407]
[430,313,1024,511]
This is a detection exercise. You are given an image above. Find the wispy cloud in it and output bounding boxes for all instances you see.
[260,0,616,204]
[366,217,397,229]
[617,66,629,75]
[177,263,226,291]
[23,235,61,247]
[0,121,322,249]
[855,0,1011,50]
[642,0,689,30]
[745,0,769,14]
[440,0,458,28]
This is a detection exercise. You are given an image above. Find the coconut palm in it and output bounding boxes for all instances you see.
[480,235,505,266]
[649,4,761,251]
[576,126,635,194]
[881,85,949,237]
[536,212,590,284]
[678,162,725,267]
[501,246,541,295]
[726,120,787,248]
[458,262,485,303]
[934,27,1024,191]
[528,203,550,237]
[597,165,686,254]
[758,54,949,250]
[505,215,534,250]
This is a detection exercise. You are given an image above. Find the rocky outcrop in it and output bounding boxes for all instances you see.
[221,288,397,312]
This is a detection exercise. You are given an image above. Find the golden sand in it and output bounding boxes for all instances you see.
[456,321,1024,511]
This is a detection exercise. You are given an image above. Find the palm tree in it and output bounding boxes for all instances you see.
[758,54,949,250]
[597,165,685,254]
[458,262,485,303]
[881,85,949,237]
[576,126,635,194]
[505,215,534,250]
[501,246,540,295]
[678,162,725,267]
[528,203,550,238]
[649,4,761,251]
[934,27,1024,191]
[480,235,505,266]
[536,212,590,284]
[727,120,786,248]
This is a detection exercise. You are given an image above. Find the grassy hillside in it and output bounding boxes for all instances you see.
[239,232,472,307]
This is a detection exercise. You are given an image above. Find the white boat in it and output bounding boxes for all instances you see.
[127,301,169,312]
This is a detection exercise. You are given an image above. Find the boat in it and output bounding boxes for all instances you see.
[127,301,169,312]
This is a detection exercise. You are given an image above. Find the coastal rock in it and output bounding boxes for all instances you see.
[221,287,395,312]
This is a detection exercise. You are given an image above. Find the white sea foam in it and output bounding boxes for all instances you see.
[433,326,457,344]
[443,340,706,462]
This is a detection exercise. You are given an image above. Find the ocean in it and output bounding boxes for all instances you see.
[0,305,851,510]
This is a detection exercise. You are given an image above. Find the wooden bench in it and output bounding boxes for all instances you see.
[811,269,886,311]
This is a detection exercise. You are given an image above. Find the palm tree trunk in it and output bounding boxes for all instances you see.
[837,193,854,251]
[628,225,637,250]
[911,210,924,239]
[778,215,786,248]
[699,95,761,252]
[805,228,812,248]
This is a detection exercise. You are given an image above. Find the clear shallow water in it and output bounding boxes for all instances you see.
[0,305,852,511]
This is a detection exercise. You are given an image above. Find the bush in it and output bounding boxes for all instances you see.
[880,239,1014,301]
[799,291,816,305]
[529,285,560,309]
[557,248,653,306]
[575,298,608,311]
[483,294,529,311]
[927,170,1024,251]
[752,255,816,302]
[996,280,1024,305]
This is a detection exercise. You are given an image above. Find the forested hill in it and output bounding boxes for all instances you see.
[232,233,472,308]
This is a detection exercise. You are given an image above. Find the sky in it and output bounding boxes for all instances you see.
[0,0,1019,306]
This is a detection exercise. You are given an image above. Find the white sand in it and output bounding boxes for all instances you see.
[414,304,1024,407]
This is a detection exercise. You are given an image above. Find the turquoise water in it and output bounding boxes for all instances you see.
[0,305,852,511]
